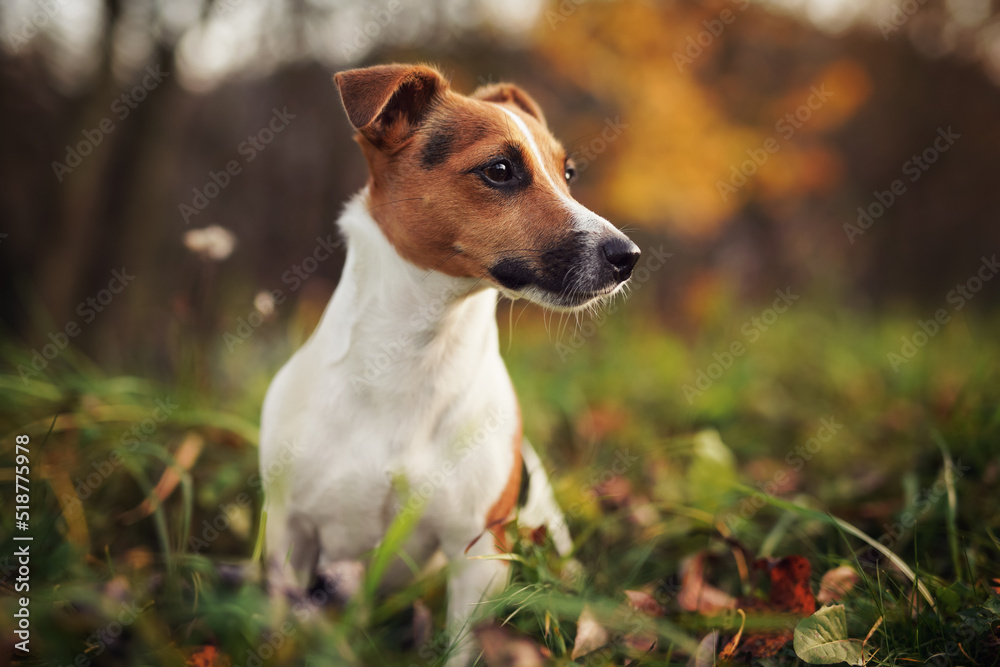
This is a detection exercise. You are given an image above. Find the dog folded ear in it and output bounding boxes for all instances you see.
[472,82,546,126]
[334,64,447,149]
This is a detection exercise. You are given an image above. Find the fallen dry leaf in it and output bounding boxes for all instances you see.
[678,552,737,614]
[44,431,90,547]
[817,565,860,604]
[739,555,817,658]
[719,608,746,661]
[863,615,884,652]
[739,620,795,658]
[186,646,230,667]
[621,589,664,653]
[475,625,546,666]
[120,432,205,525]
[571,604,610,659]
[625,589,665,617]
[688,630,720,667]
[624,631,657,655]
[765,555,816,615]
[593,475,633,512]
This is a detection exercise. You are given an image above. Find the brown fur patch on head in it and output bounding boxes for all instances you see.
[366,96,575,281]
[336,64,596,295]
[334,63,447,150]
[471,82,547,126]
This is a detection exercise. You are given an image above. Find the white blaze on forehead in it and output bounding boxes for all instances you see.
[498,107,610,234]
[498,107,564,195]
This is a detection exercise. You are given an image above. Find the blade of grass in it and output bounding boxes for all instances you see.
[41,410,59,445]
[179,464,193,556]
[363,504,424,601]
[931,431,962,583]
[343,487,427,631]
[468,552,528,564]
[183,409,260,445]
[122,459,175,576]
[122,441,203,577]
[251,510,267,563]
[832,520,892,649]
[0,374,62,401]
[759,508,798,558]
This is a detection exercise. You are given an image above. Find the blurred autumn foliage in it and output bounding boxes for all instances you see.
[541,2,872,236]
[2,0,999,366]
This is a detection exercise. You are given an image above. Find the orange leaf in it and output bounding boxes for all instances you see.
[740,629,794,659]
[719,609,746,661]
[186,646,230,667]
[766,555,816,615]
[739,555,816,658]
[120,433,204,525]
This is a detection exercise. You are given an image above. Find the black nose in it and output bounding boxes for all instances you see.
[601,238,641,281]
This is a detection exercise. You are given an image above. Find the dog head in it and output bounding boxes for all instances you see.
[334,63,640,310]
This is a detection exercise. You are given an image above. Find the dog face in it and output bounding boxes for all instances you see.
[334,64,640,310]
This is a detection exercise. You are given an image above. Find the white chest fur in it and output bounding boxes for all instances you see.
[259,189,521,578]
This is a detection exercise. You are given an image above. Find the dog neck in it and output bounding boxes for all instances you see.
[315,188,502,393]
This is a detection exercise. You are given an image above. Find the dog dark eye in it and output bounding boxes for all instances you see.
[564,165,576,183]
[482,160,513,184]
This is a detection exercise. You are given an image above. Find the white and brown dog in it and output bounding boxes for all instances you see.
[259,63,639,664]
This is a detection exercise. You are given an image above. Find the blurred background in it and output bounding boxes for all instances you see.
[3,0,1000,364]
[2,0,1000,664]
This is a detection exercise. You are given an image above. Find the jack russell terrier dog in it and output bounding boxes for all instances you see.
[259,63,640,664]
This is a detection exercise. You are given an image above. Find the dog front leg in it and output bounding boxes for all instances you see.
[442,535,508,666]
[265,505,320,609]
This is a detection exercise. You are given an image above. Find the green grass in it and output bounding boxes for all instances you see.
[2,291,999,665]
